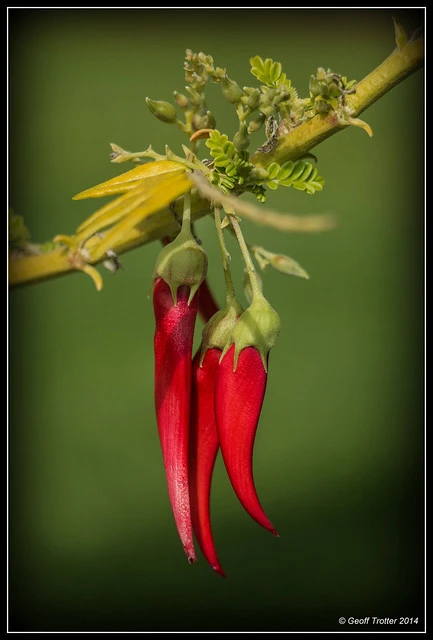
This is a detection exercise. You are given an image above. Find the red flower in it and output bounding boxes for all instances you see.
[215,344,278,535]
[153,209,280,573]
[189,347,225,576]
[153,277,198,563]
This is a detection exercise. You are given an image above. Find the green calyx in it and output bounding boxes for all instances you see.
[225,293,281,372]
[154,226,208,305]
[200,297,244,365]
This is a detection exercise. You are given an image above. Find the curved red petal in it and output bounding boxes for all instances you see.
[189,348,226,577]
[153,277,198,562]
[215,344,277,535]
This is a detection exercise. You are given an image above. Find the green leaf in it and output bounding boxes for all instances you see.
[276,161,295,181]
[250,55,284,86]
[205,130,235,167]
[262,159,324,194]
[269,61,282,84]
[266,162,280,180]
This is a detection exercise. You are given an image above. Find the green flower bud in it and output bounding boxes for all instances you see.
[319,81,329,97]
[316,99,330,113]
[154,226,208,305]
[309,75,321,97]
[203,110,216,129]
[145,97,177,124]
[273,88,290,105]
[221,76,244,104]
[198,51,214,66]
[270,253,309,278]
[233,123,250,152]
[254,248,310,279]
[328,82,342,99]
[259,87,277,108]
[173,91,189,109]
[260,104,278,118]
[247,112,266,134]
[316,67,327,82]
[192,110,216,131]
[244,88,261,111]
[213,66,225,80]
[186,87,204,107]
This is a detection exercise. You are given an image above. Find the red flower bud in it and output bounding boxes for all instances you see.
[153,277,198,563]
[215,344,278,535]
[189,347,225,577]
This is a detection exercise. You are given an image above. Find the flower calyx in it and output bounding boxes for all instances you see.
[153,224,208,305]
[200,296,244,365]
[224,292,281,371]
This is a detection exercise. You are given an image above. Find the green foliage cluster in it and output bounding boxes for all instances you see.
[205,130,323,198]
[145,51,360,203]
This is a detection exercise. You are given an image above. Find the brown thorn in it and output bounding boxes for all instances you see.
[189,128,214,143]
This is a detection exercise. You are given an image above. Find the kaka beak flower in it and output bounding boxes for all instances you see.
[153,190,207,563]
[189,347,223,574]
[153,278,198,562]
[188,299,243,577]
[215,293,281,535]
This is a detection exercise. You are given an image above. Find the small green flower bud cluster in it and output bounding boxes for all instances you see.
[143,50,353,215]
[182,50,224,133]
[145,49,221,137]
[309,67,357,113]
[184,49,225,90]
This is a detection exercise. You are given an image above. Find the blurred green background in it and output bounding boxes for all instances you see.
[9,8,424,632]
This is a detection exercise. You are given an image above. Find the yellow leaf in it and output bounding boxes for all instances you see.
[87,171,193,259]
[72,160,186,200]
[76,170,189,237]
